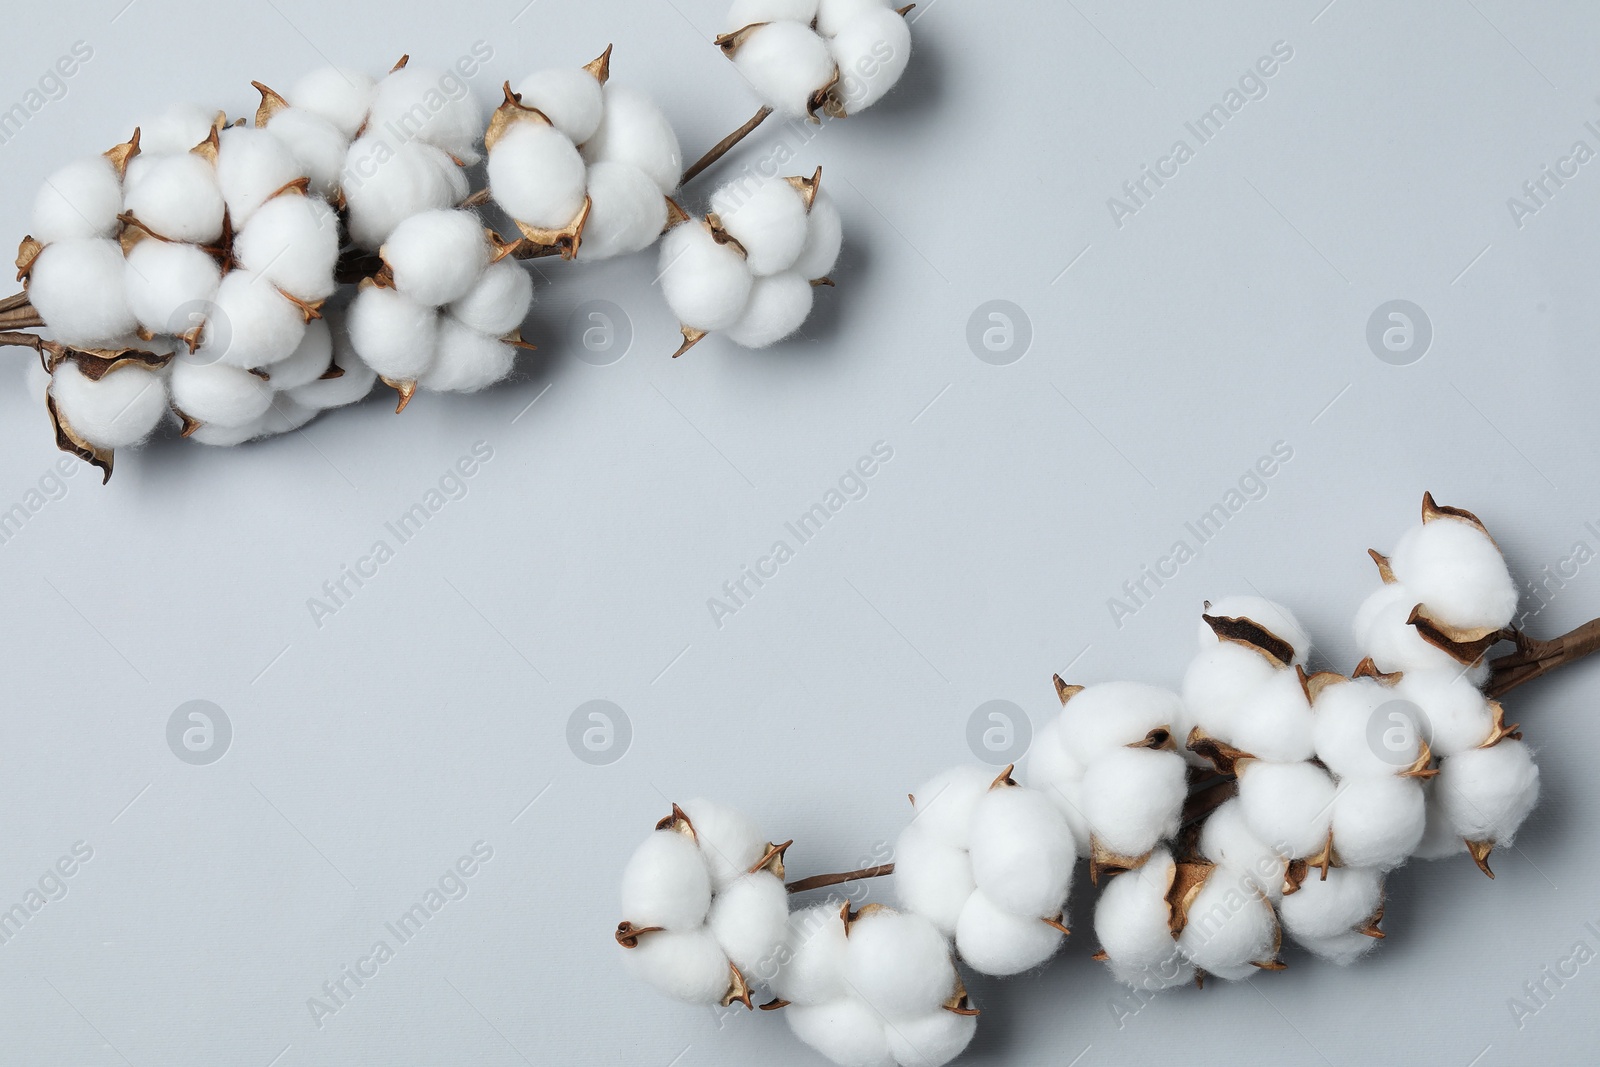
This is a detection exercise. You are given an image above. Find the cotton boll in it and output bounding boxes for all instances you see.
[773,905,849,1006]
[907,766,992,851]
[580,161,668,261]
[123,241,222,337]
[168,357,275,428]
[263,320,333,391]
[620,830,712,931]
[1391,517,1518,631]
[254,394,319,436]
[122,153,226,244]
[418,317,516,393]
[817,0,891,36]
[1278,865,1382,941]
[1199,596,1310,665]
[968,786,1075,918]
[622,928,731,1004]
[32,156,123,243]
[1359,586,1489,681]
[448,259,533,336]
[1353,582,1412,653]
[680,798,768,888]
[1330,776,1425,869]
[1175,865,1277,980]
[793,190,843,280]
[885,1009,976,1067]
[708,871,789,975]
[787,1000,893,1067]
[137,102,219,154]
[1295,929,1380,966]
[215,126,305,227]
[265,108,349,197]
[343,138,469,249]
[892,824,974,936]
[1412,780,1469,860]
[347,285,437,379]
[1022,718,1091,849]
[289,318,377,409]
[1058,682,1183,762]
[711,178,809,276]
[1080,746,1186,858]
[582,85,683,194]
[728,0,820,29]
[1093,850,1193,991]
[1229,669,1316,763]
[1199,798,1287,902]
[487,123,588,229]
[49,363,166,448]
[289,67,378,139]
[28,239,137,347]
[514,68,605,144]
[1435,740,1540,845]
[381,209,489,306]
[844,910,955,1020]
[1180,642,1280,748]
[657,222,754,332]
[200,270,307,369]
[829,7,912,113]
[1313,678,1420,780]
[188,417,265,447]
[234,194,340,302]
[1395,670,1494,757]
[954,890,1062,976]
[725,271,813,348]
[367,65,484,163]
[732,21,837,119]
[1237,760,1337,859]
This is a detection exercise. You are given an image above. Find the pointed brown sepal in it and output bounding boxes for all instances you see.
[584,44,613,84]
[176,408,201,438]
[719,964,755,1009]
[1422,491,1496,543]
[1041,914,1070,936]
[704,214,748,257]
[715,23,765,56]
[252,81,290,127]
[45,393,113,483]
[278,288,325,323]
[1203,613,1295,668]
[1407,604,1506,665]
[1186,726,1255,777]
[191,125,221,164]
[485,82,554,154]
[1090,949,1110,962]
[514,196,591,260]
[811,276,835,287]
[378,377,416,413]
[391,54,411,72]
[614,920,663,948]
[1166,860,1213,938]
[16,235,44,282]
[785,167,822,210]
[1090,837,1148,886]
[1296,666,1347,705]
[1307,829,1339,880]
[1368,548,1397,584]
[1129,727,1174,751]
[813,67,846,121]
[487,228,521,265]
[1194,970,1207,989]
[318,363,346,381]
[750,840,792,879]
[1052,674,1084,705]
[181,323,205,354]
[671,325,708,359]
[840,901,888,936]
[40,342,172,381]
[103,128,141,180]
[1466,838,1495,878]
[1397,734,1438,779]
[663,197,690,232]
[1252,957,1287,971]
[249,367,271,381]
[505,329,537,352]
[655,803,697,839]
[897,4,916,14]
[1282,859,1309,897]
[1359,902,1386,939]
[267,176,312,202]
[1351,657,1402,685]
[942,976,979,1016]
[1480,700,1522,748]
[759,998,789,1011]
[989,764,1018,790]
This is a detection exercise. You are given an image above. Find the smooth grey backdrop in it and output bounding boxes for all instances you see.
[2,0,1599,1064]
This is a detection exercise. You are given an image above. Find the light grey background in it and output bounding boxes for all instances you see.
[2,0,1599,1063]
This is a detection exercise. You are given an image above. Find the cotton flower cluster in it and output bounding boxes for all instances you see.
[486,49,682,261]
[720,0,914,119]
[658,169,841,356]
[894,766,1074,975]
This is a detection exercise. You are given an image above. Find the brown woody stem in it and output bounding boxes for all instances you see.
[0,330,41,351]
[681,105,773,186]
[786,863,894,894]
[1487,617,1600,698]
[1,290,32,313]
[1181,776,1239,825]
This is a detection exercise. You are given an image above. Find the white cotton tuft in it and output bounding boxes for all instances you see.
[169,358,274,429]
[581,85,683,194]
[968,786,1075,918]
[215,126,305,227]
[773,904,849,1006]
[1021,717,1091,848]
[1390,516,1518,632]
[49,363,166,448]
[264,108,349,198]
[288,322,377,409]
[885,1009,977,1067]
[954,889,1063,976]
[234,193,340,302]
[707,870,789,974]
[828,7,912,114]
[680,798,768,888]
[122,153,226,244]
[1229,669,1316,763]
[343,138,469,250]
[1080,746,1186,859]
[728,0,820,29]
[1174,865,1277,980]
[347,284,437,379]
[200,270,307,369]
[907,765,992,851]
[711,177,810,276]
[188,417,266,447]
[1092,850,1193,991]
[622,928,731,1004]
[1278,865,1382,941]
[725,271,814,348]
[579,161,668,261]
[1313,678,1422,780]
[1295,929,1381,966]
[1356,583,1489,682]
[448,258,533,336]
[366,66,484,163]
[843,909,955,1020]
[1198,596,1310,664]
[32,156,123,243]
[1330,775,1425,869]
[786,1000,892,1067]
[254,394,319,437]
[657,221,754,332]
[1434,739,1540,845]
[1180,642,1280,748]
[620,830,712,931]
[1237,759,1337,859]
[817,0,891,36]
[1056,682,1182,762]
[1395,669,1494,757]
[28,239,137,347]
[732,21,837,119]
[487,123,588,229]
[1199,798,1287,901]
[136,103,218,155]
[419,317,516,393]
[1412,780,1469,860]
[123,241,222,338]
[265,319,334,391]
[288,67,378,140]
[381,209,489,306]
[793,189,843,280]
[892,824,974,936]
[515,67,606,144]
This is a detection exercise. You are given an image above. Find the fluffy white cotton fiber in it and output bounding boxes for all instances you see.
[200,269,307,369]
[580,161,668,261]
[968,785,1075,918]
[1229,669,1316,764]
[728,0,820,28]
[28,238,137,347]
[266,320,334,391]
[49,363,166,448]
[725,271,813,348]
[892,824,975,936]
[732,21,837,119]
[169,358,275,428]
[122,153,226,244]
[1080,746,1187,858]
[215,126,305,227]
[448,259,533,337]
[366,65,484,163]
[287,323,376,410]
[32,156,123,244]
[381,209,489,306]
[1174,864,1277,980]
[488,123,588,230]
[829,7,912,113]
[843,909,955,1019]
[793,189,843,280]
[289,66,378,140]
[773,904,849,1005]
[622,928,732,1003]
[659,221,754,332]
[348,285,437,379]
[1434,740,1540,845]
[620,830,712,931]
[343,138,468,249]
[1092,849,1193,990]
[1199,798,1287,901]
[1237,759,1336,859]
[1198,595,1310,664]
[419,318,515,393]
[123,240,222,337]
[234,193,340,302]
[954,889,1062,975]
[711,177,809,276]
[817,0,891,37]
[136,102,218,155]
[264,107,349,197]
[786,1000,893,1067]
[681,798,768,888]
[707,870,789,974]
[1391,516,1518,632]
[515,67,605,144]
[885,1009,977,1067]
[581,85,683,195]
[907,766,992,851]
[1329,775,1425,870]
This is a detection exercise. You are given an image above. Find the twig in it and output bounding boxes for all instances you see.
[786,863,894,894]
[681,105,773,186]
[0,330,42,351]
[1181,776,1238,826]
[1487,616,1600,697]
[0,289,31,313]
